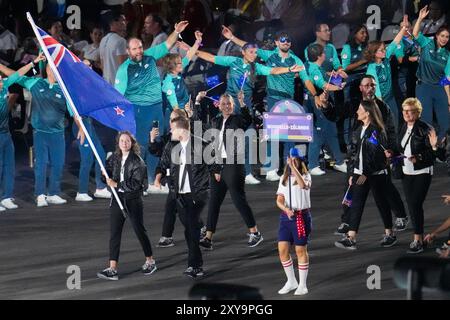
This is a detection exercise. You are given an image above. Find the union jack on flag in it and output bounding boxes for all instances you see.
[40,29,81,67]
[36,26,136,135]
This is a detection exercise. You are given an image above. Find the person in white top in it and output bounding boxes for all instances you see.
[99,12,128,84]
[276,148,312,296]
[396,98,440,254]
[81,26,104,71]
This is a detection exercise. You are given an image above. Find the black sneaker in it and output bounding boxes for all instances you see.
[199,237,213,250]
[380,234,398,248]
[393,217,409,232]
[407,240,424,254]
[183,266,204,279]
[335,237,357,250]
[200,226,207,240]
[142,261,157,276]
[248,232,263,247]
[157,236,175,248]
[334,223,350,235]
[97,267,119,281]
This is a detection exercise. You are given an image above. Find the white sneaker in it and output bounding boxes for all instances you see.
[310,167,326,176]
[75,193,93,202]
[294,286,308,295]
[245,174,261,185]
[0,205,6,212]
[266,169,281,181]
[278,281,298,294]
[334,162,347,173]
[46,195,67,205]
[160,184,169,194]
[36,194,48,207]
[1,198,18,209]
[147,184,169,194]
[94,188,111,199]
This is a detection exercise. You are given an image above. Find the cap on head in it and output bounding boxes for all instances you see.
[289,147,303,159]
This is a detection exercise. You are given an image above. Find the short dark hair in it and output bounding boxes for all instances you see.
[360,74,376,83]
[275,31,289,41]
[315,23,328,33]
[307,43,324,62]
[146,13,165,32]
[105,10,124,26]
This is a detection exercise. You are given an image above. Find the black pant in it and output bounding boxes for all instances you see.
[341,174,406,223]
[402,174,432,235]
[161,192,205,238]
[109,194,153,262]
[348,174,393,233]
[177,193,206,268]
[207,164,256,233]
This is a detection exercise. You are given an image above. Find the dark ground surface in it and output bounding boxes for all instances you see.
[0,134,449,300]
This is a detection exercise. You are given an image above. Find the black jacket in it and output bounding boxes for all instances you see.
[323,97,397,150]
[159,135,220,200]
[103,151,148,198]
[209,106,252,164]
[348,124,389,175]
[397,120,437,171]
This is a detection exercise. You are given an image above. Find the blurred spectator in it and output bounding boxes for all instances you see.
[99,11,127,84]
[69,29,88,56]
[260,0,290,22]
[0,24,17,66]
[416,1,447,35]
[217,24,241,56]
[143,13,168,47]
[81,25,104,72]
[43,18,71,47]
[280,0,315,55]
[181,0,213,45]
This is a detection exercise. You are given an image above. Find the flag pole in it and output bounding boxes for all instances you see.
[26,12,127,218]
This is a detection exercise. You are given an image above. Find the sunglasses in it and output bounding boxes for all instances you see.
[278,37,291,44]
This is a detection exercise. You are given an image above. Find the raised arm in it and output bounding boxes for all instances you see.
[17,53,46,76]
[221,25,247,48]
[0,63,15,76]
[166,21,189,50]
[270,64,303,75]
[196,50,216,64]
[185,31,203,62]
[413,6,429,38]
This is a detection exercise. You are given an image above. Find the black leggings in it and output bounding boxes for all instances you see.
[207,164,256,233]
[109,195,153,262]
[341,173,406,223]
[348,174,393,233]
[402,174,432,235]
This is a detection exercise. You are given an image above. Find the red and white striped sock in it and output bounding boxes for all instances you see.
[298,262,309,288]
[281,257,297,284]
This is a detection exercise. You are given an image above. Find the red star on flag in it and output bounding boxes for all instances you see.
[114,106,125,117]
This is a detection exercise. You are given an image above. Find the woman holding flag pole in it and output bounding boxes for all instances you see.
[335,100,397,250]
[195,44,303,183]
